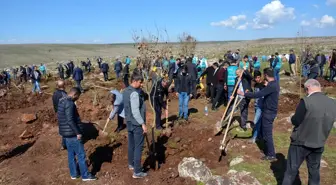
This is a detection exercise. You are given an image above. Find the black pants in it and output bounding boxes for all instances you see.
[212,84,225,109]
[282,145,324,185]
[191,79,197,97]
[123,74,129,87]
[206,84,214,99]
[150,97,162,129]
[308,72,318,79]
[103,72,108,81]
[59,72,64,80]
[261,112,276,157]
[117,115,124,129]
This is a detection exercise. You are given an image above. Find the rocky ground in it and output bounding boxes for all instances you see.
[0,71,335,185]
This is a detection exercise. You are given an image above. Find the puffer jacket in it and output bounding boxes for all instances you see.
[57,96,82,137]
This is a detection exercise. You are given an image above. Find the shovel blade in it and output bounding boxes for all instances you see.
[214,120,226,135]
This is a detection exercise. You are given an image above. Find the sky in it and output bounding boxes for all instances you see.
[0,0,336,44]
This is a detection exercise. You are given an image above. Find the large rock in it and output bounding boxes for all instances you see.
[178,157,212,182]
[229,157,244,167]
[206,175,230,185]
[227,170,262,185]
[21,114,37,123]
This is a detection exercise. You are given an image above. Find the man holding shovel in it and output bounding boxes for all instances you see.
[150,78,169,130]
[237,68,280,161]
[107,90,125,133]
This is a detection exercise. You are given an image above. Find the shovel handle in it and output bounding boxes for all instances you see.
[218,80,241,124]
[220,96,241,149]
[223,98,243,123]
[102,118,110,133]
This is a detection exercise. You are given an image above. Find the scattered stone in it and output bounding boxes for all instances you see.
[229,157,244,167]
[19,130,34,140]
[162,127,172,137]
[0,89,7,97]
[227,170,262,185]
[41,85,49,90]
[232,121,239,126]
[321,159,328,168]
[21,113,37,123]
[200,158,206,162]
[208,138,213,142]
[241,145,246,149]
[280,87,291,94]
[178,157,212,182]
[174,137,182,143]
[205,175,230,185]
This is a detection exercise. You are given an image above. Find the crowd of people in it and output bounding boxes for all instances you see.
[1,49,335,184]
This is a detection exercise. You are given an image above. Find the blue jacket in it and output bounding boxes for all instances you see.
[114,60,122,71]
[227,65,238,86]
[289,54,296,64]
[109,90,125,119]
[101,63,109,73]
[73,67,83,81]
[57,96,82,137]
[239,61,250,70]
[253,60,261,69]
[272,56,282,70]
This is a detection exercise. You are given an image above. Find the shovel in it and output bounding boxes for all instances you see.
[101,118,110,136]
[214,98,242,134]
[214,80,241,135]
[218,96,241,160]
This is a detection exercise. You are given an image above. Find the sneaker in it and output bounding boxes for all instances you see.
[249,138,256,144]
[261,156,277,161]
[71,176,80,180]
[128,165,134,170]
[132,172,148,179]
[82,175,97,181]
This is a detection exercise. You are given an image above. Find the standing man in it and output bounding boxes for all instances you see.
[87,58,91,73]
[125,56,131,65]
[186,58,198,98]
[123,63,130,87]
[289,49,297,76]
[109,90,125,133]
[268,55,275,68]
[175,65,193,121]
[31,66,42,94]
[52,80,67,150]
[150,78,169,130]
[237,68,280,161]
[20,66,27,83]
[123,73,148,178]
[97,57,102,69]
[307,56,319,79]
[68,61,75,76]
[39,63,46,78]
[329,49,336,82]
[57,63,65,80]
[251,71,265,143]
[315,52,326,78]
[57,87,97,181]
[114,58,123,79]
[282,79,336,185]
[212,61,228,110]
[200,62,218,103]
[227,60,238,100]
[101,62,110,81]
[12,67,18,81]
[272,52,282,82]
[73,65,84,93]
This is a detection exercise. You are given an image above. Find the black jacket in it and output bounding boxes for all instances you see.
[123,64,130,76]
[114,61,122,71]
[57,97,82,137]
[216,67,228,86]
[315,54,327,66]
[186,62,197,80]
[52,89,67,113]
[101,63,109,73]
[150,79,168,108]
[200,66,215,85]
[175,72,192,94]
[31,70,42,82]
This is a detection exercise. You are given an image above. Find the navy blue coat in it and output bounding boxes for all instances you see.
[101,63,109,73]
[114,61,122,71]
[57,97,82,137]
[73,67,83,81]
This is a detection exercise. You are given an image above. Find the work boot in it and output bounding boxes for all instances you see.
[82,175,97,181]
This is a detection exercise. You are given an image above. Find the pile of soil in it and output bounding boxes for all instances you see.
[278,93,300,113]
[0,93,49,113]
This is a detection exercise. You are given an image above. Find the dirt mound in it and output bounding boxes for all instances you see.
[0,93,50,113]
[278,93,300,113]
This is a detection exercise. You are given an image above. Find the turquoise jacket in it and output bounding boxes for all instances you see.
[272,56,282,70]
[125,57,131,65]
[239,61,250,69]
[200,58,207,70]
[253,60,261,69]
[227,66,238,86]
[192,56,198,64]
[170,59,176,63]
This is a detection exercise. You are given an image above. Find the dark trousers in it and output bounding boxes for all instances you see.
[206,84,214,100]
[127,121,144,174]
[308,72,318,79]
[329,68,336,82]
[116,70,121,78]
[62,137,67,149]
[20,74,27,82]
[261,113,276,157]
[59,72,64,80]
[103,72,108,81]
[319,65,324,77]
[76,80,84,93]
[117,115,124,129]
[151,98,162,129]
[282,145,324,185]
[212,84,224,109]
[191,79,197,97]
[124,74,129,87]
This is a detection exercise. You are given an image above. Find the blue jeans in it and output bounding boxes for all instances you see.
[76,80,84,92]
[65,137,91,178]
[178,92,190,119]
[274,69,280,82]
[32,81,41,93]
[115,70,121,78]
[330,68,336,82]
[319,65,324,77]
[227,85,234,100]
[302,65,309,78]
[252,107,262,140]
[127,121,144,174]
